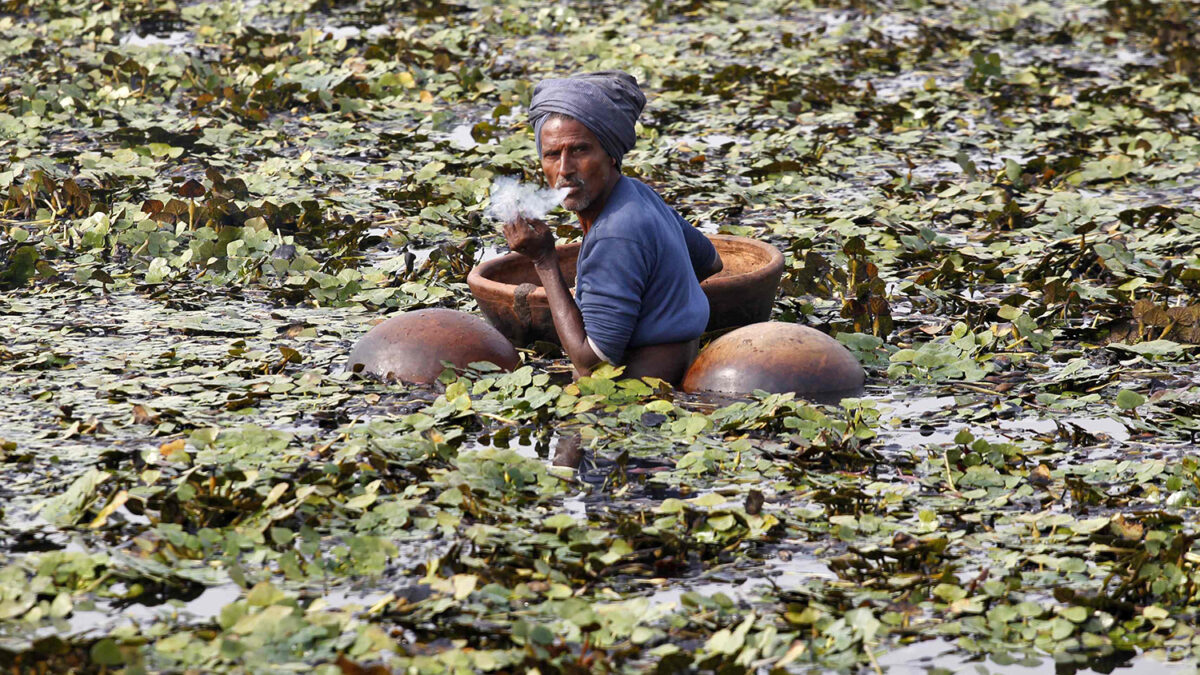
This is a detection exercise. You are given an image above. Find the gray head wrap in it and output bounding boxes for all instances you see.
[529,70,647,168]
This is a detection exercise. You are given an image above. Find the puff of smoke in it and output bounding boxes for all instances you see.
[486,177,570,224]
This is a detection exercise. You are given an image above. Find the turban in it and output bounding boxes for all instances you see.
[529,70,646,168]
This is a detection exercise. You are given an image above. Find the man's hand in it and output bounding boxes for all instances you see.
[502,218,557,265]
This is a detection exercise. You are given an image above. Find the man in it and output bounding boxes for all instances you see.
[502,71,723,385]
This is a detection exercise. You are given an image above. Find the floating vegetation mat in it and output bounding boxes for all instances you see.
[2,0,1200,672]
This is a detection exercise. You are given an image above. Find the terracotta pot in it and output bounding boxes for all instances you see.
[466,234,784,346]
[468,243,582,346]
[347,308,520,384]
[701,235,786,332]
[682,322,865,397]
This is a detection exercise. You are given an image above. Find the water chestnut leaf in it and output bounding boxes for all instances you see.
[1115,390,1146,410]
[89,639,124,666]
[3,0,1200,671]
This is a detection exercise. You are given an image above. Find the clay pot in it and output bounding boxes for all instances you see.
[347,308,520,384]
[682,322,865,397]
[701,235,786,331]
[468,244,581,346]
[466,234,784,346]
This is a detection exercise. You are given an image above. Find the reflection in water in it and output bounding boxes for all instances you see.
[872,393,1134,451]
[802,386,867,406]
[998,416,1130,443]
[551,432,583,469]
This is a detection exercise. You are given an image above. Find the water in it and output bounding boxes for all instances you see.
[868,71,942,102]
[562,493,588,519]
[65,583,399,639]
[445,123,480,150]
[357,241,509,270]
[8,2,1200,669]
[308,587,393,612]
[505,429,557,461]
[874,394,1133,450]
[878,638,1196,674]
[67,583,242,636]
[910,159,968,182]
[321,25,361,40]
[879,395,959,418]
[668,133,751,152]
[120,31,191,48]
[703,133,743,148]
[998,416,1130,443]
[874,14,920,41]
[880,414,1132,451]
[646,552,836,611]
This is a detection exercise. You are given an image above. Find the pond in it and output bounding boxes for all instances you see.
[0,0,1199,672]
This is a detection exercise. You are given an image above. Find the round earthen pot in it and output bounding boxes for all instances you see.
[682,322,865,397]
[466,234,784,346]
[701,235,785,331]
[347,309,520,384]
[468,243,582,346]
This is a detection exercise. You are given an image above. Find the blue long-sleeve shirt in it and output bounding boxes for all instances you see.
[576,176,717,363]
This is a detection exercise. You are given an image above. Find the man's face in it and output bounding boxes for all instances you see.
[539,116,616,213]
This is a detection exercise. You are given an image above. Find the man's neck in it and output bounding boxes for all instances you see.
[576,173,622,236]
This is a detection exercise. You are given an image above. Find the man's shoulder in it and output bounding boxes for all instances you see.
[614,176,668,206]
[594,177,675,240]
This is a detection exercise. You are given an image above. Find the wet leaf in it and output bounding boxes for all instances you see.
[1116,390,1146,410]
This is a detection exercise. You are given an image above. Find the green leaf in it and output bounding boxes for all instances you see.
[542,513,576,532]
[1110,340,1185,358]
[270,527,295,546]
[1115,389,1146,410]
[707,514,736,531]
[39,469,110,527]
[1072,517,1110,534]
[1061,606,1089,623]
[90,639,124,666]
[0,245,39,288]
[528,624,555,645]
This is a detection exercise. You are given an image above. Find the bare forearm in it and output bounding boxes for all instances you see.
[533,254,602,374]
[502,217,601,374]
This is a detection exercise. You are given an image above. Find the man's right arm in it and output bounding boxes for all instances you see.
[532,253,604,377]
[502,218,603,376]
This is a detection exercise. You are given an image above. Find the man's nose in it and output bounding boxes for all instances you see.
[559,150,577,175]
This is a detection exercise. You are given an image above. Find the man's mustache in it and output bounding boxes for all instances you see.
[555,178,584,189]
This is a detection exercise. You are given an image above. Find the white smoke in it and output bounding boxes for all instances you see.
[485,177,569,223]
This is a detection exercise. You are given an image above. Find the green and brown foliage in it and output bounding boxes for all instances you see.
[1,0,1199,672]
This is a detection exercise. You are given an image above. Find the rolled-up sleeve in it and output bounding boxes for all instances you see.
[577,236,649,364]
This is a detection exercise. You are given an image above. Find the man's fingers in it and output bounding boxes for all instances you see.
[502,218,554,259]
